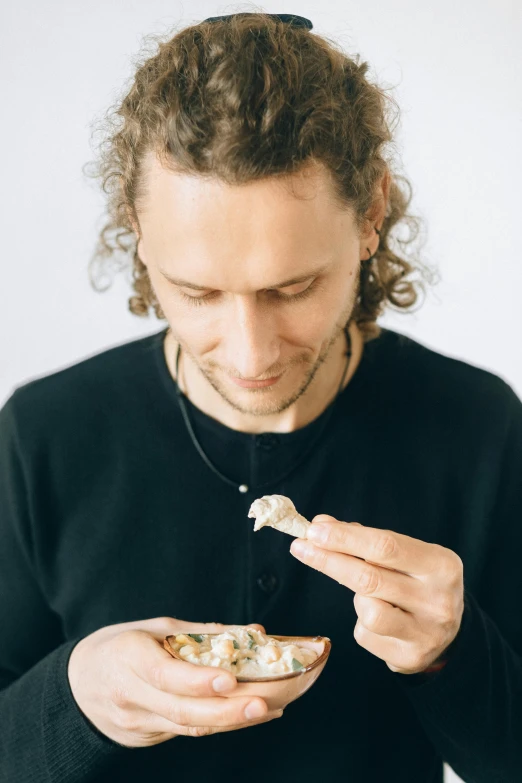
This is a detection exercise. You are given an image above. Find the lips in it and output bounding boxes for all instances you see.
[231,374,282,389]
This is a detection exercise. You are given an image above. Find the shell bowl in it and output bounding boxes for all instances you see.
[163,633,331,712]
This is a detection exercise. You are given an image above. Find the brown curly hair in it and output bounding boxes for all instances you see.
[84,8,438,342]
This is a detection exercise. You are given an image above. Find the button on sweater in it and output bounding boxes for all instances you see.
[1,326,521,782]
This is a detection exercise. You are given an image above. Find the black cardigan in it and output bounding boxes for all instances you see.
[1,326,521,782]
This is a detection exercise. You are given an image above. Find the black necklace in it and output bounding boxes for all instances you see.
[174,328,352,494]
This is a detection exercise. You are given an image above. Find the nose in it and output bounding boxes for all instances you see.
[224,295,281,379]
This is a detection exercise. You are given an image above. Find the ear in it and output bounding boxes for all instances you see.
[124,201,147,267]
[125,205,140,238]
[369,169,391,227]
[381,169,391,210]
[121,177,142,239]
[360,169,391,246]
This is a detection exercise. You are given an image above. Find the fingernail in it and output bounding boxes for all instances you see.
[246,623,265,633]
[213,675,235,693]
[245,701,266,720]
[306,523,328,543]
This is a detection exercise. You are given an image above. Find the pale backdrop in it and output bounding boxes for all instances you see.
[1,3,521,781]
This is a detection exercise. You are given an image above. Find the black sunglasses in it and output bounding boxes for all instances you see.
[202,13,313,30]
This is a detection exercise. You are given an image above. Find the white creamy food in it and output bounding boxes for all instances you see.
[248,494,310,539]
[169,626,318,677]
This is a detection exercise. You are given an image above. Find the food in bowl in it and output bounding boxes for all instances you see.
[164,629,331,711]
[248,494,310,539]
[165,626,318,678]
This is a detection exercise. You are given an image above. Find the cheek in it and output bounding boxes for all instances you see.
[148,280,210,346]
[284,310,330,344]
[167,314,218,353]
[296,277,355,337]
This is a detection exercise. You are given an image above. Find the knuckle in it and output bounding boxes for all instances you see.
[114,706,138,731]
[440,594,455,617]
[416,653,432,671]
[214,705,232,724]
[454,552,464,574]
[353,621,365,640]
[434,628,449,650]
[119,628,143,644]
[364,606,383,631]
[204,622,227,633]
[359,566,380,594]
[187,671,211,695]
[410,650,425,669]
[433,592,457,625]
[353,592,370,611]
[158,617,179,634]
[185,724,214,738]
[447,552,464,583]
[150,663,167,691]
[319,527,332,546]
[403,645,429,672]
[113,629,144,656]
[311,547,328,571]
[436,547,463,582]
[374,532,399,561]
[168,702,190,727]
[111,683,132,710]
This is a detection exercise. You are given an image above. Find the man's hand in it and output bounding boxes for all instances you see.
[289,515,465,675]
[68,618,282,748]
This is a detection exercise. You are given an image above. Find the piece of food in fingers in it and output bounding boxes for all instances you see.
[163,627,331,711]
[248,494,310,538]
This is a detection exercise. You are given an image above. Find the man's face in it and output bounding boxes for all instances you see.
[136,152,367,417]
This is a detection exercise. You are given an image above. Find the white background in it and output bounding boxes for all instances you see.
[1,3,521,780]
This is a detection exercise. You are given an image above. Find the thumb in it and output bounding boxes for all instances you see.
[159,618,267,637]
[105,617,267,643]
[198,621,267,635]
[312,514,339,524]
[312,514,363,526]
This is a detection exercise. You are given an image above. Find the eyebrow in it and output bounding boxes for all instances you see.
[159,262,331,291]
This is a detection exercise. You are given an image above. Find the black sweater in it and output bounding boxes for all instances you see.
[1,326,521,783]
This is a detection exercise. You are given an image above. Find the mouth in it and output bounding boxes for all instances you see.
[230,373,283,389]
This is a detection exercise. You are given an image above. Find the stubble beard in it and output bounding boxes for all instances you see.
[190,289,358,417]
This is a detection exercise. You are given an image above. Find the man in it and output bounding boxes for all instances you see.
[1,125,521,783]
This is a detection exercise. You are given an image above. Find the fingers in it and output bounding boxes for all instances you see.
[209,709,283,734]
[135,678,270,728]
[167,619,266,635]
[129,619,234,643]
[121,621,270,703]
[155,655,239,697]
[141,709,284,740]
[180,621,267,637]
[129,634,237,696]
[129,617,267,642]
[132,625,268,700]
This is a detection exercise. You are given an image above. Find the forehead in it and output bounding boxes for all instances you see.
[137,152,355,287]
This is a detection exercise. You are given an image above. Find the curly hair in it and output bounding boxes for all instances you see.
[84,8,438,342]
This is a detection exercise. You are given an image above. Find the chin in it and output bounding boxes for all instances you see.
[220,371,312,417]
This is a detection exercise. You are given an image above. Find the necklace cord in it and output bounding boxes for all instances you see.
[174,329,352,492]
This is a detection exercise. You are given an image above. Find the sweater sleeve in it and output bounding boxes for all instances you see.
[0,391,128,783]
[391,380,522,782]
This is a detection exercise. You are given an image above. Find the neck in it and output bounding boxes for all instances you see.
[163,322,364,434]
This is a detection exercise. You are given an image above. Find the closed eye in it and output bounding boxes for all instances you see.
[178,279,319,307]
